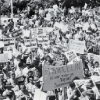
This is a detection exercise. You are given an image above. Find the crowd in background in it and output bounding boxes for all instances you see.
[1,0,100,100]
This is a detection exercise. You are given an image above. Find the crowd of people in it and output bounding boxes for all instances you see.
[0,1,100,100]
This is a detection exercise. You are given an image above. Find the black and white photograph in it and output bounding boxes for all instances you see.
[0,0,100,100]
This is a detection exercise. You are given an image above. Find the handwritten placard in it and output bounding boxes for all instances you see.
[43,60,84,91]
[0,54,8,62]
[64,50,77,62]
[68,39,86,54]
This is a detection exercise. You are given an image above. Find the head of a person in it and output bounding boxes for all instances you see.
[69,82,76,90]
[26,64,30,69]
[84,68,90,75]
[5,62,10,67]
[38,44,42,49]
[28,71,33,77]
[27,76,34,84]
[11,73,15,79]
[90,55,94,62]
[18,62,24,69]
[18,79,25,91]
[19,83,25,91]
[94,61,99,68]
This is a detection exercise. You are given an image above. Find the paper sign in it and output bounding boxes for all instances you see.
[38,28,44,34]
[31,39,37,49]
[91,76,100,83]
[24,39,37,49]
[12,29,22,38]
[74,79,89,87]
[34,89,41,100]
[24,39,31,47]
[64,50,77,62]
[68,39,86,54]
[34,89,47,100]
[43,60,84,91]
[88,53,100,68]
[0,54,8,62]
[23,30,30,37]
[2,38,15,51]
[0,41,4,48]
[40,91,47,100]
[31,28,38,38]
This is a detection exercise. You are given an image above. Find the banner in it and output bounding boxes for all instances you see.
[0,54,8,63]
[68,39,86,54]
[43,60,84,91]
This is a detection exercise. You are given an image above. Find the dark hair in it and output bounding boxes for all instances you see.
[27,76,34,83]
[69,82,75,89]
[95,61,99,64]
[18,62,23,68]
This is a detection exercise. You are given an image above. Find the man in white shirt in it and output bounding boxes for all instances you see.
[22,63,30,77]
[15,62,23,78]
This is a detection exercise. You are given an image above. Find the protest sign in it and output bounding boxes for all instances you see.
[64,50,77,62]
[34,89,41,100]
[0,54,8,63]
[74,79,89,87]
[0,30,2,39]
[23,30,31,38]
[1,18,18,25]
[37,35,49,45]
[24,39,31,47]
[88,53,100,68]
[37,38,43,45]
[34,89,47,100]
[0,40,4,48]
[43,60,84,91]
[31,28,38,38]
[12,29,22,38]
[24,39,37,49]
[2,38,15,51]
[37,28,45,35]
[68,39,86,54]
[9,38,15,48]
[37,35,47,39]
[91,76,100,83]
[31,39,37,49]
